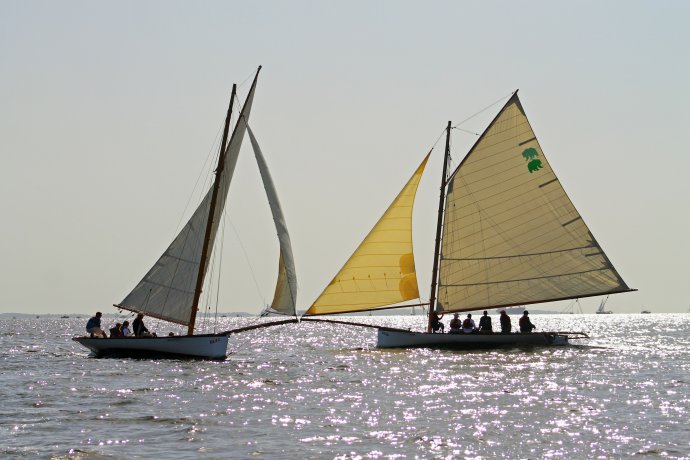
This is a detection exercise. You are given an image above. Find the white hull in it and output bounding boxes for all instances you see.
[377,329,568,348]
[72,334,228,359]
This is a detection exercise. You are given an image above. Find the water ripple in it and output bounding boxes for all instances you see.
[0,315,689,458]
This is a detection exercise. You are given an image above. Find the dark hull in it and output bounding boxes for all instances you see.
[377,329,580,349]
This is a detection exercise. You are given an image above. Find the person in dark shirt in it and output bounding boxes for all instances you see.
[430,310,444,333]
[519,311,536,333]
[500,310,511,334]
[85,312,107,338]
[109,322,123,338]
[478,310,493,333]
[132,313,155,337]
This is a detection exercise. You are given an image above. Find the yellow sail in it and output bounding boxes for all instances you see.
[305,153,430,315]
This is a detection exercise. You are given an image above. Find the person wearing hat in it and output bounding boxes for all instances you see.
[448,313,462,334]
[519,310,536,333]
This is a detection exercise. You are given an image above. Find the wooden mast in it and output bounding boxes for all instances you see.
[427,121,452,333]
[187,65,262,335]
[188,84,237,335]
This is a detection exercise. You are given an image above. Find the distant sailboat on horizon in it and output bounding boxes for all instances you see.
[596,296,613,314]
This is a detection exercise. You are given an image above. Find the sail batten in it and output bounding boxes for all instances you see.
[437,94,631,313]
[305,153,430,316]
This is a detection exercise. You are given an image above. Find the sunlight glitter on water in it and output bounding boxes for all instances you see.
[1,315,689,458]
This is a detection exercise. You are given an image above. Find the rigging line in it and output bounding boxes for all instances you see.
[228,220,267,307]
[172,116,227,238]
[454,127,480,136]
[430,126,448,150]
[198,230,217,333]
[205,228,226,333]
[212,213,227,334]
[451,91,514,129]
[236,69,256,90]
[228,317,288,350]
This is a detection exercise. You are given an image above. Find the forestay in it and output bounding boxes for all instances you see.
[247,126,298,316]
[305,154,429,316]
[437,93,631,313]
[116,81,258,325]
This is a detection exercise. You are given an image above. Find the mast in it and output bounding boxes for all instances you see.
[187,84,237,336]
[427,121,452,332]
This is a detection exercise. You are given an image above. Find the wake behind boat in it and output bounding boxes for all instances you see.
[73,66,299,359]
[303,92,634,348]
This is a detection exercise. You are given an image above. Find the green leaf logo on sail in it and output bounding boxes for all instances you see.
[522,147,543,173]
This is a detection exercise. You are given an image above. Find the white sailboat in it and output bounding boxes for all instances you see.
[595,295,613,314]
[73,67,298,359]
[303,92,634,348]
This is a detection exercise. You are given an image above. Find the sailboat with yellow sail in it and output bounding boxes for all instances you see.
[303,92,634,348]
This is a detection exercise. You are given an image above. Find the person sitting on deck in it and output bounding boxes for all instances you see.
[121,320,131,337]
[462,314,477,334]
[133,313,156,337]
[478,311,493,333]
[519,311,536,333]
[85,312,107,338]
[109,322,123,338]
[448,313,462,334]
[430,310,444,333]
[500,310,512,334]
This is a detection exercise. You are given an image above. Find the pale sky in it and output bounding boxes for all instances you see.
[1,0,689,315]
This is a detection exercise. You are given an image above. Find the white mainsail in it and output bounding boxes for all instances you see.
[247,126,298,316]
[436,93,631,313]
[117,74,259,326]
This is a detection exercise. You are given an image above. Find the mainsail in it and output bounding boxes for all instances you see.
[247,126,298,316]
[436,93,631,313]
[117,70,260,326]
[305,154,429,316]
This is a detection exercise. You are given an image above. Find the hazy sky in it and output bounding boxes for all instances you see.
[1,0,689,316]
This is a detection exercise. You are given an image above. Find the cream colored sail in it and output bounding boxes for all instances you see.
[305,153,429,316]
[437,93,631,313]
[247,126,298,316]
[116,74,259,325]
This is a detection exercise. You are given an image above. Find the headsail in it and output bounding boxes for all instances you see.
[436,93,631,313]
[305,153,430,316]
[247,126,298,316]
[116,70,260,326]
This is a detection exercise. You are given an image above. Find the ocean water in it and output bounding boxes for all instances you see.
[1,314,688,459]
